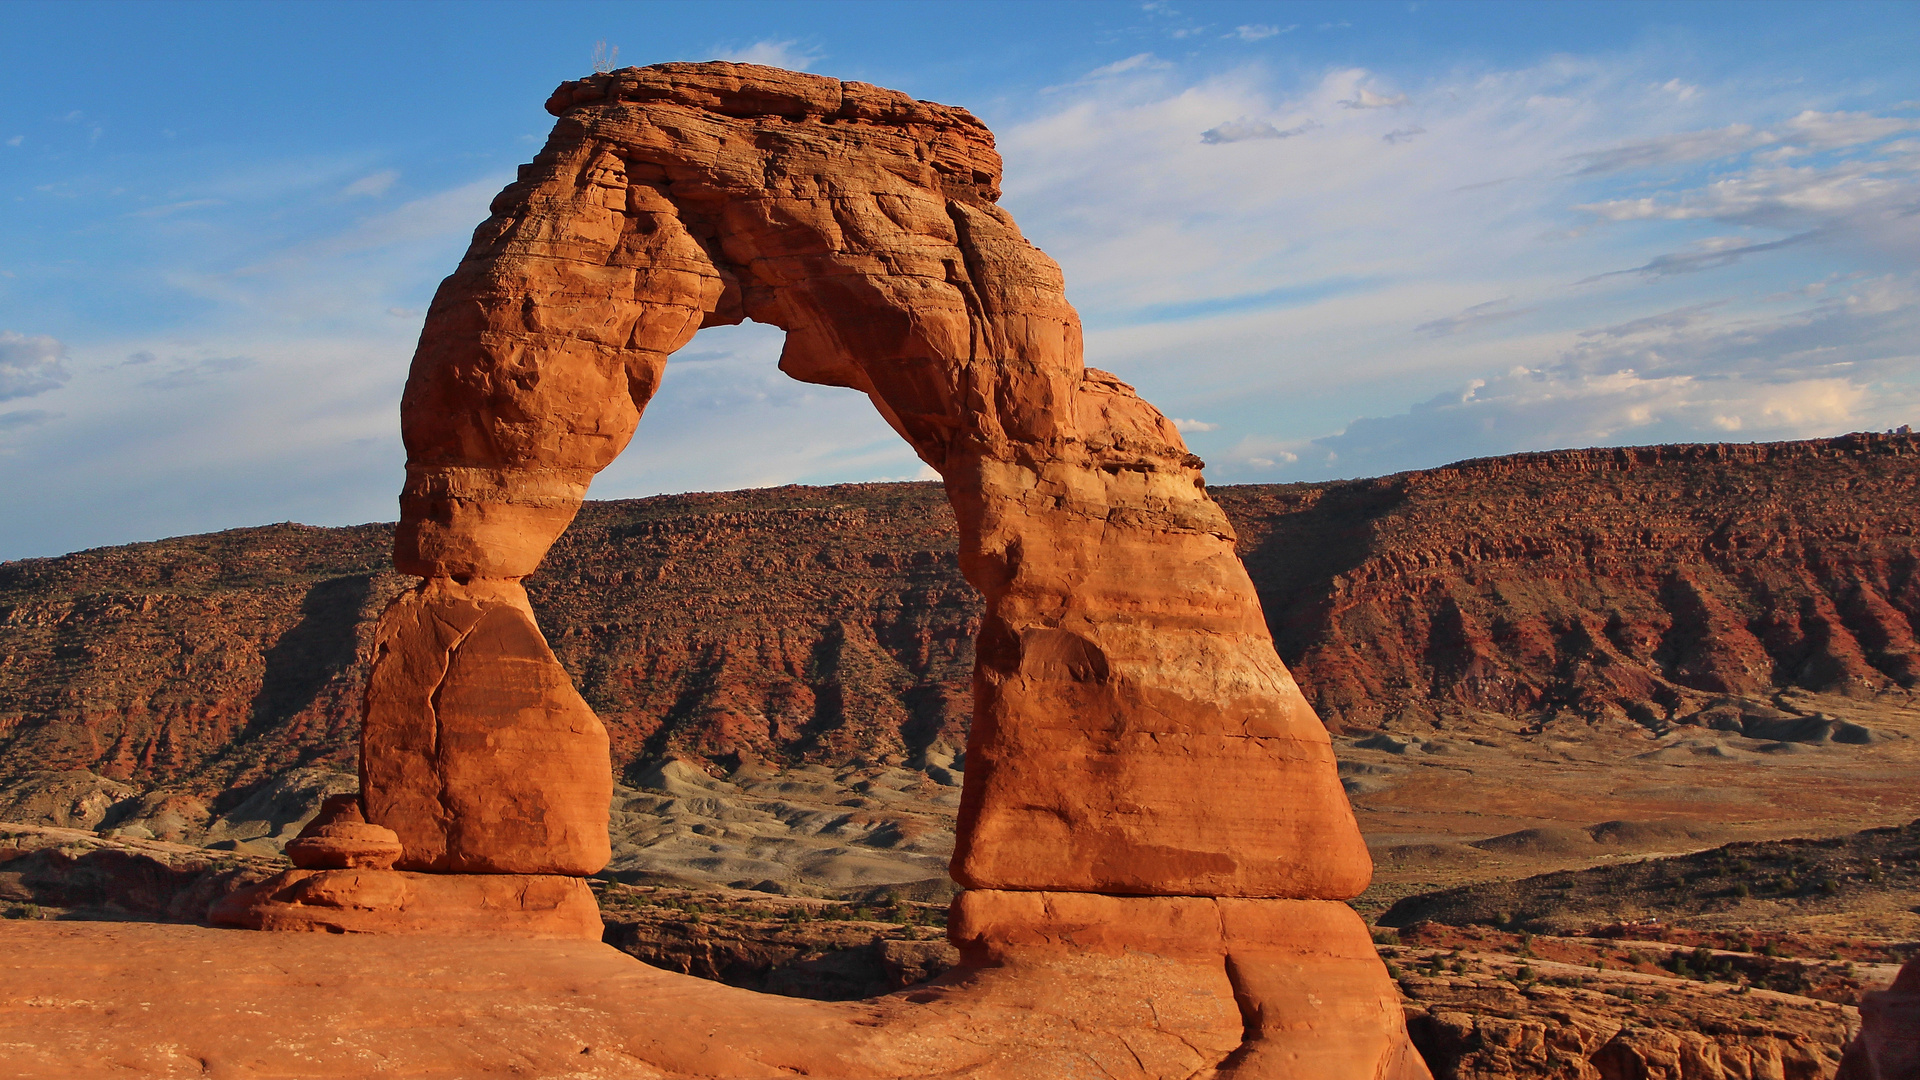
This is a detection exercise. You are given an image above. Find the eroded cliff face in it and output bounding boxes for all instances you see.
[1223,431,1920,731]
[1,432,1915,799]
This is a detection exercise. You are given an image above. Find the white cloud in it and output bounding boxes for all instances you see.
[1582,233,1813,281]
[0,332,70,401]
[1229,24,1292,41]
[1657,78,1700,102]
[1088,53,1173,79]
[134,354,257,391]
[1569,110,1919,176]
[130,198,224,219]
[1302,275,1920,477]
[1170,417,1218,432]
[1222,436,1301,469]
[713,39,823,71]
[1568,124,1768,174]
[340,170,398,198]
[4,136,21,148]
[0,409,59,433]
[1338,88,1408,109]
[992,50,1920,490]
[1200,118,1315,144]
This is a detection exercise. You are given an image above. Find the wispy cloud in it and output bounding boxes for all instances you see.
[1415,298,1538,336]
[134,354,257,391]
[1382,126,1426,144]
[130,198,224,219]
[1200,118,1315,144]
[340,170,398,198]
[996,48,1920,490]
[1088,53,1174,79]
[712,39,823,71]
[1170,417,1218,431]
[1582,233,1813,281]
[1569,111,1920,175]
[0,409,59,433]
[1338,88,1408,109]
[0,332,70,401]
[1229,24,1294,41]
[1307,274,1920,477]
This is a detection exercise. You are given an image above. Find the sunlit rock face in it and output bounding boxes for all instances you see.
[227,61,1419,1077]
[388,60,1371,901]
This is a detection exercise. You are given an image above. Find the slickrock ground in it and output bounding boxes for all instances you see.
[6,826,1909,1078]
[0,921,1255,1080]
[0,905,1882,1080]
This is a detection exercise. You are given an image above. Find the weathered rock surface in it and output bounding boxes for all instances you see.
[595,881,962,1001]
[1841,958,1920,1080]
[209,867,603,938]
[0,921,1389,1079]
[1390,957,1858,1080]
[371,59,1369,902]
[1225,433,1920,732]
[361,578,611,875]
[0,822,280,921]
[282,793,402,870]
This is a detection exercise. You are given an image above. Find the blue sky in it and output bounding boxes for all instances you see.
[3,1,1918,559]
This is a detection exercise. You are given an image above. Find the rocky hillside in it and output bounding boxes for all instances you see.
[0,432,1914,801]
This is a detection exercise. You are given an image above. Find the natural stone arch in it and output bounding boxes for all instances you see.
[385,62,1370,898]
[222,63,1429,1078]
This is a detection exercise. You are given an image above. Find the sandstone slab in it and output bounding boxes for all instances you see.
[208,869,601,939]
[0,921,1384,1079]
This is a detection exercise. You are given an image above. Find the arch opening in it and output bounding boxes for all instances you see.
[586,320,925,500]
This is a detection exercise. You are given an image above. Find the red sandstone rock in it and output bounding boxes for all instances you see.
[0,921,1425,1079]
[218,60,1398,1078]
[361,578,611,875]
[951,890,1428,1076]
[283,793,402,870]
[209,868,601,938]
[1840,957,1920,1079]
[374,60,1368,900]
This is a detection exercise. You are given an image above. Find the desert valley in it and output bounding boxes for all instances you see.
[1,36,1918,1079]
[4,429,1917,1076]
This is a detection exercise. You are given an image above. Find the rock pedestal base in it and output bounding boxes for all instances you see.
[210,869,601,940]
[951,890,1433,1079]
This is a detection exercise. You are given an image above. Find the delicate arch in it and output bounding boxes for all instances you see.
[370,62,1369,898]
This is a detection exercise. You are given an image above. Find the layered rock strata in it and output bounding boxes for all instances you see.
[212,791,600,938]
[5,434,1917,795]
[216,61,1414,1075]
